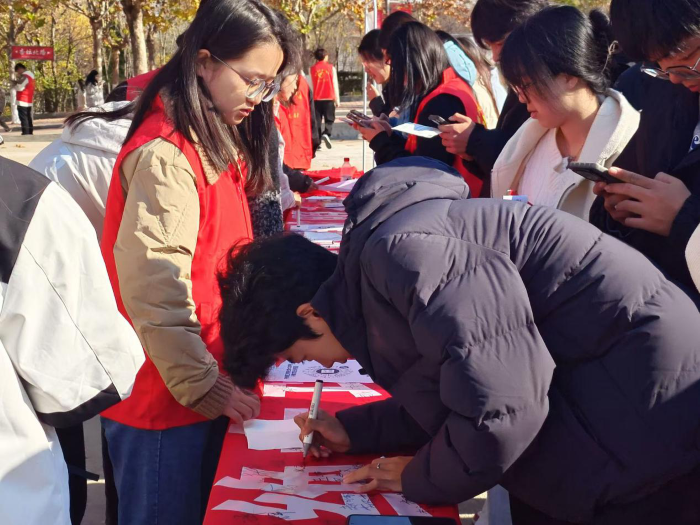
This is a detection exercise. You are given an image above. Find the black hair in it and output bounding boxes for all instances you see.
[500,6,616,99]
[314,48,328,61]
[14,63,26,72]
[105,80,128,103]
[610,0,700,61]
[86,69,100,85]
[471,0,550,49]
[358,29,383,62]
[67,0,298,197]
[219,234,337,389]
[385,22,450,113]
[378,10,416,51]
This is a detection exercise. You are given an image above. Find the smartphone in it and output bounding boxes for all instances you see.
[346,111,374,128]
[568,162,621,184]
[349,109,372,121]
[428,115,447,126]
[347,517,458,525]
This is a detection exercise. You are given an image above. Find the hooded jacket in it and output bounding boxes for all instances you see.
[29,102,131,239]
[312,157,700,522]
[491,89,639,219]
[0,157,143,525]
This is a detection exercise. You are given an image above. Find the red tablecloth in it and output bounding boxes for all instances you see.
[204,381,460,524]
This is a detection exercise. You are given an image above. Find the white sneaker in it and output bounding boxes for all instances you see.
[322,134,332,149]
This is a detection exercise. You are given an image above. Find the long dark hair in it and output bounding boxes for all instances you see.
[378,10,416,51]
[72,0,296,196]
[86,70,100,86]
[500,6,616,99]
[384,22,450,114]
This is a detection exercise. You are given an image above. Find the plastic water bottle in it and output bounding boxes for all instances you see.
[340,158,354,181]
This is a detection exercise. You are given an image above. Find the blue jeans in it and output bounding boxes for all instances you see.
[102,417,227,525]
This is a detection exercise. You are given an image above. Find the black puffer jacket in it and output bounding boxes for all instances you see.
[312,157,700,522]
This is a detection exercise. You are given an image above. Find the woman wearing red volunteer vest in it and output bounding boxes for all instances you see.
[276,71,317,193]
[94,1,294,523]
[351,22,486,197]
[283,73,315,170]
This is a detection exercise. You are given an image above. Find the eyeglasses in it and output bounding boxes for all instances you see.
[210,54,280,102]
[642,51,700,81]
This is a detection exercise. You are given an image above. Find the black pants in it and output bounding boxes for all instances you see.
[56,424,87,525]
[510,467,700,525]
[314,99,335,139]
[18,105,32,135]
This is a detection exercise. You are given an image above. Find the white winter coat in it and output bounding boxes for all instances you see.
[491,89,640,219]
[29,101,131,239]
[0,158,144,525]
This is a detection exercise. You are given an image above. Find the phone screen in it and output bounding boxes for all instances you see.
[347,517,458,525]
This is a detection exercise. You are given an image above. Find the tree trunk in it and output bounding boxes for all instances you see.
[146,25,156,71]
[90,17,104,74]
[109,46,121,87]
[121,0,148,75]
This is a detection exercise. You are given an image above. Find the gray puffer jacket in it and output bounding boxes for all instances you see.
[312,157,700,522]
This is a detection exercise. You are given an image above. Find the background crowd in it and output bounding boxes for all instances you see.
[2,1,700,525]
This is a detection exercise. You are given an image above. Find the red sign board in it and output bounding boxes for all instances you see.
[377,3,413,26]
[11,46,54,61]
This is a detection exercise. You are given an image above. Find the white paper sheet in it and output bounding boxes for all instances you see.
[319,179,357,192]
[243,419,301,450]
[262,383,380,399]
[392,122,441,138]
[266,360,373,383]
[382,493,432,516]
[216,465,363,499]
[289,224,343,232]
[302,231,343,243]
[342,493,380,515]
[213,492,378,521]
[284,408,308,420]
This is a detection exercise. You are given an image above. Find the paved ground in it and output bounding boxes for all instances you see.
[2,113,485,525]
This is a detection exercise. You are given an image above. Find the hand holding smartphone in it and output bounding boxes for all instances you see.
[568,162,622,184]
[345,110,374,128]
[428,114,447,127]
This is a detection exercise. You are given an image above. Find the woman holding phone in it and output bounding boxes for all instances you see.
[90,1,296,523]
[351,22,486,196]
[490,6,639,219]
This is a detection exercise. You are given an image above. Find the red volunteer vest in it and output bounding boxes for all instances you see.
[276,105,292,147]
[283,75,314,170]
[126,69,159,101]
[101,97,253,429]
[405,68,484,198]
[311,61,336,101]
[16,72,35,104]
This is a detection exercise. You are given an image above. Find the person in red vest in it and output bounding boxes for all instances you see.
[283,73,315,170]
[73,1,297,523]
[349,22,485,197]
[275,71,316,192]
[310,48,340,150]
[13,63,35,135]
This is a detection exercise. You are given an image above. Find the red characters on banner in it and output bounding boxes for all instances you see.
[11,46,54,61]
